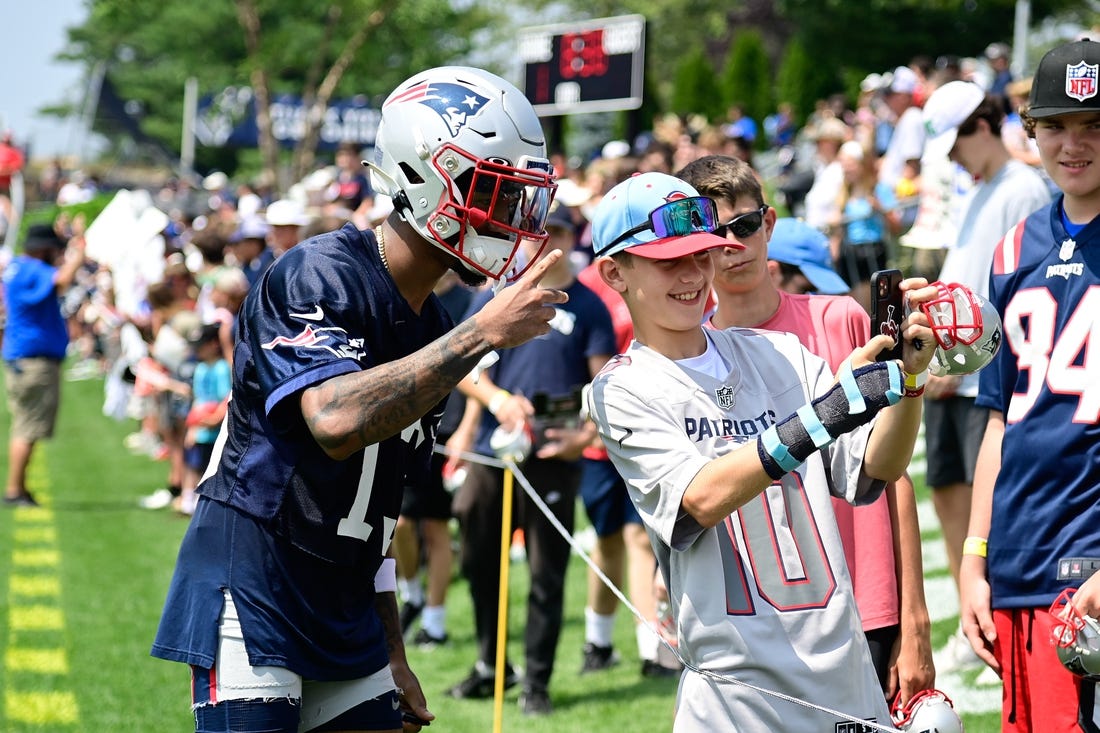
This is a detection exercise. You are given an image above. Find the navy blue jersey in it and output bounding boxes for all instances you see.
[976,199,1100,608]
[153,223,452,679]
[464,279,615,455]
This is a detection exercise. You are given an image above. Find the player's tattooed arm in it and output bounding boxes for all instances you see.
[302,317,495,459]
[375,590,406,660]
[302,252,568,460]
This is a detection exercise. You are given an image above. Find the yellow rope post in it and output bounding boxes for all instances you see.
[491,466,514,733]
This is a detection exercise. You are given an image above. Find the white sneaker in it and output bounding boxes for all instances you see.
[139,488,174,510]
[935,630,984,673]
[177,493,197,516]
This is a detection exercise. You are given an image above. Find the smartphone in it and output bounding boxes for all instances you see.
[870,269,904,362]
[402,711,432,727]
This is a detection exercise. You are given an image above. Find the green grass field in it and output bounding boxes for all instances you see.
[0,369,1003,731]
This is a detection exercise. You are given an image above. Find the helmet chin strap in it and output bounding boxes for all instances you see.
[364,161,415,220]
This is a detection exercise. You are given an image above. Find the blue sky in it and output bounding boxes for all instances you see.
[2,1,90,160]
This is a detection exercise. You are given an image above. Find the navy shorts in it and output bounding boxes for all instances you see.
[923,396,987,488]
[578,457,641,537]
[185,442,216,473]
[400,450,453,520]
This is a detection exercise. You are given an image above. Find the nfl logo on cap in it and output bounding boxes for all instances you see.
[1066,60,1098,101]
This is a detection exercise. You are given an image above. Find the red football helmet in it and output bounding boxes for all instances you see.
[918,281,1002,376]
[1050,587,1100,679]
[891,688,964,733]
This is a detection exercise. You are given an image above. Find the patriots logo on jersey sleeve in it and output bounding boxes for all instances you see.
[262,325,328,350]
[387,81,490,137]
[260,325,367,360]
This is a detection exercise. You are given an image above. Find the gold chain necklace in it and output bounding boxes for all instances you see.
[375,225,389,272]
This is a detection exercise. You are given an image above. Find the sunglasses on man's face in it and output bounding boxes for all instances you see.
[713,206,768,240]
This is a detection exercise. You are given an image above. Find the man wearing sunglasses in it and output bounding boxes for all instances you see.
[586,170,940,731]
[679,155,934,710]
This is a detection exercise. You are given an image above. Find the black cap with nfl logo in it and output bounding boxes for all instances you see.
[1028,38,1100,118]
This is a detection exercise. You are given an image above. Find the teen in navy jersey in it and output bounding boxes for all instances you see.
[152,66,566,733]
[961,39,1100,732]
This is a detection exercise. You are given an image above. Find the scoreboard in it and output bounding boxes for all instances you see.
[519,15,646,116]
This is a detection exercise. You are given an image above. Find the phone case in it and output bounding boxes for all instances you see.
[871,269,904,361]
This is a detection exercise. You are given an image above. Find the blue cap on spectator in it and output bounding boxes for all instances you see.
[767,218,849,295]
[591,172,735,259]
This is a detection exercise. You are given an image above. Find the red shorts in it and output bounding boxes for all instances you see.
[993,607,1100,732]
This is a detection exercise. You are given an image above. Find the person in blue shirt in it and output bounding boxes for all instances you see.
[2,222,86,507]
[151,66,565,733]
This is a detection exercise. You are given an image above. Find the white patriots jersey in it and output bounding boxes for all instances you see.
[588,328,892,732]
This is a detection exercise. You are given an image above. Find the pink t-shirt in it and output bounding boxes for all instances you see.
[757,290,899,632]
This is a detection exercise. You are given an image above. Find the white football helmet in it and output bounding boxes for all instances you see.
[367,66,556,280]
[919,281,1003,377]
[1050,587,1100,679]
[891,689,965,733]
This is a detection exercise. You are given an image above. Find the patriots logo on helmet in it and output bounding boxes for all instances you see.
[387,81,490,138]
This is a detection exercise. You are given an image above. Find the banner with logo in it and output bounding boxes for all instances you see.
[195,87,380,149]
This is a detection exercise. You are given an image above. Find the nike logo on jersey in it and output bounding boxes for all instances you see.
[289,305,325,321]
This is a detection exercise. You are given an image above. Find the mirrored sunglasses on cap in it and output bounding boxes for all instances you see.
[600,196,719,255]
[713,206,768,239]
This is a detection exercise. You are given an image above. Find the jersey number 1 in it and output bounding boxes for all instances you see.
[337,423,426,552]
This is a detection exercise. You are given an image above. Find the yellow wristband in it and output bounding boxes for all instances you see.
[903,369,928,398]
[962,536,988,558]
[487,389,511,416]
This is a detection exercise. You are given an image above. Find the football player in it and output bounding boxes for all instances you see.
[151,66,566,733]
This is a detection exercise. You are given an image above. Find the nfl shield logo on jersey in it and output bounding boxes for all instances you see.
[715,385,736,409]
[1066,60,1098,102]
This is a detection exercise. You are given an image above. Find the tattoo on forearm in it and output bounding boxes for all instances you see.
[375,592,404,656]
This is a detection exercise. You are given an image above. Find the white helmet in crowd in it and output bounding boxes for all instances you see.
[1051,587,1100,679]
[367,66,556,280]
[919,281,1003,377]
[891,689,965,733]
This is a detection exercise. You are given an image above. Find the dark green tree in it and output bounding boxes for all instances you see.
[60,0,492,188]
[720,29,773,142]
[670,47,724,122]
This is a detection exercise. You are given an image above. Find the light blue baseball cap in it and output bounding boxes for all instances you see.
[591,172,736,259]
[767,218,849,295]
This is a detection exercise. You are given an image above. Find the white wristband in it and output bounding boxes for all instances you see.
[487,389,511,416]
[374,557,397,593]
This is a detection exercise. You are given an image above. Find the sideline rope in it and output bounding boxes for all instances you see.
[434,445,898,732]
